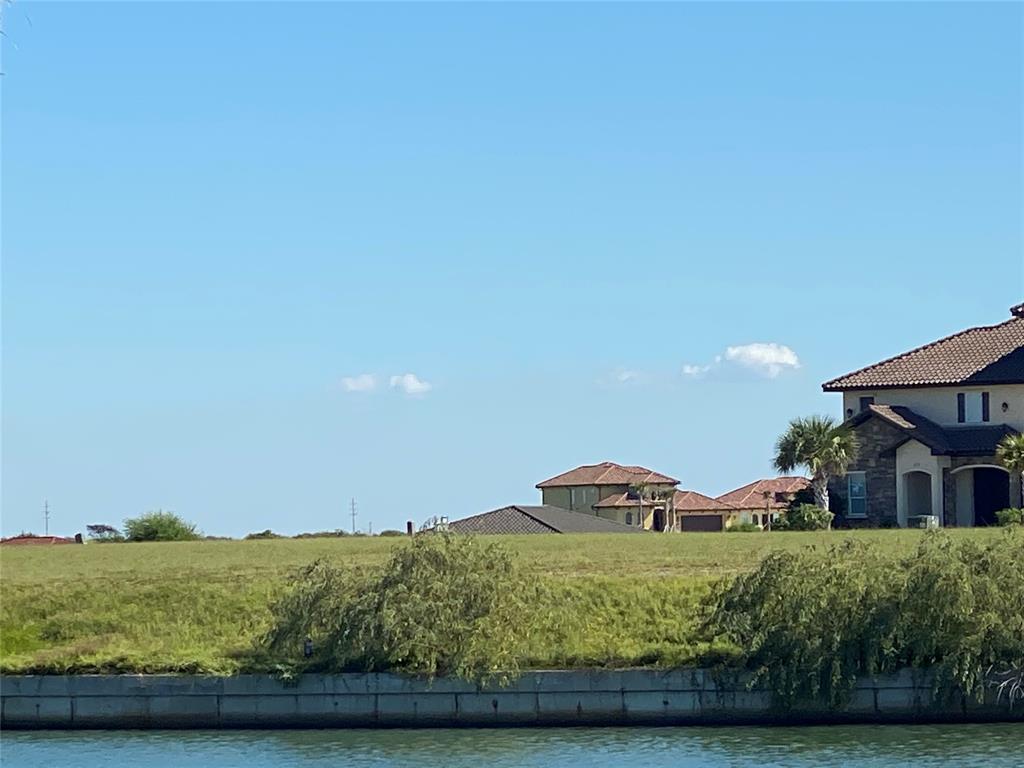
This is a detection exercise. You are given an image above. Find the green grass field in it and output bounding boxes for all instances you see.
[0,529,1006,675]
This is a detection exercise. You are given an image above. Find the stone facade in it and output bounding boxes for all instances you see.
[830,417,904,527]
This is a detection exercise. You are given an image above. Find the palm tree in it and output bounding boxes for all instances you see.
[996,433,1024,507]
[774,415,858,512]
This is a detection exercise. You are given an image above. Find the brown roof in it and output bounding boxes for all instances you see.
[672,490,739,513]
[447,505,644,535]
[536,461,679,489]
[852,404,1017,457]
[716,477,810,510]
[823,309,1024,391]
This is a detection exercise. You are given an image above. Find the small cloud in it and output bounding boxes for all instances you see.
[390,373,432,396]
[616,369,640,383]
[341,373,377,392]
[681,363,711,377]
[724,343,800,378]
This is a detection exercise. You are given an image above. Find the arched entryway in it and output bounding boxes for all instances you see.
[952,465,1011,527]
[903,471,933,524]
[652,507,666,532]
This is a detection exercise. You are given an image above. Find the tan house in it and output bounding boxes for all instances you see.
[671,490,739,532]
[715,477,811,528]
[536,462,679,530]
[823,303,1024,527]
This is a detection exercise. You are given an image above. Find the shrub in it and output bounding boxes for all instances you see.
[293,529,349,539]
[774,504,833,531]
[377,529,406,537]
[262,534,539,680]
[86,524,124,543]
[245,530,283,540]
[727,522,760,533]
[703,530,1024,708]
[995,508,1024,526]
[123,511,200,542]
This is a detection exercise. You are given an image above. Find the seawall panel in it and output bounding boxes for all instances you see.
[1,670,1019,729]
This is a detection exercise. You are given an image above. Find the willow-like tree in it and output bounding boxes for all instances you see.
[996,433,1024,507]
[773,415,857,512]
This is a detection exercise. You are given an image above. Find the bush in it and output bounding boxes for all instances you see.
[86,524,124,543]
[995,508,1024,526]
[245,530,283,540]
[262,534,539,680]
[123,511,200,542]
[703,530,1024,708]
[774,504,833,531]
[293,529,349,539]
[727,522,760,533]
[377,529,406,537]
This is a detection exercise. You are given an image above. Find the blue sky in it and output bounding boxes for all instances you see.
[3,2,1022,537]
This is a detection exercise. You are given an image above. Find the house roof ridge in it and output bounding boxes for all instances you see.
[822,317,1019,392]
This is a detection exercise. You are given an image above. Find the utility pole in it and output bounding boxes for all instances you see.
[43,500,50,536]
[350,498,357,534]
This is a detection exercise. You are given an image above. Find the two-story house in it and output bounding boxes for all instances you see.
[536,462,679,530]
[823,303,1024,527]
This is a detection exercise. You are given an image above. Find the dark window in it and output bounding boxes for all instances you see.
[859,396,875,412]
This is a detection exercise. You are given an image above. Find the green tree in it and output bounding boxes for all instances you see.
[262,534,539,680]
[996,433,1024,507]
[123,510,200,542]
[773,415,857,512]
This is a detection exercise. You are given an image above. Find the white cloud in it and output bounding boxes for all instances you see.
[616,369,639,383]
[389,373,433,396]
[681,364,709,377]
[341,373,377,392]
[724,343,800,378]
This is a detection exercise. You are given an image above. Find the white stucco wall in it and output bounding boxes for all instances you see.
[895,440,948,527]
[842,384,1024,429]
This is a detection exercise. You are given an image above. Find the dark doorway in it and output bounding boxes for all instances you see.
[973,468,1010,526]
[652,508,666,532]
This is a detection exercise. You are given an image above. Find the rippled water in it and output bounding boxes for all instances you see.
[4,724,1023,767]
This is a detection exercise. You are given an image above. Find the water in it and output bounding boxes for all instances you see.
[3,725,1022,767]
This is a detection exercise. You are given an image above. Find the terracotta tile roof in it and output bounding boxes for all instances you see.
[823,310,1024,391]
[672,490,739,513]
[447,505,644,534]
[716,477,810,510]
[536,461,679,488]
[852,404,1017,457]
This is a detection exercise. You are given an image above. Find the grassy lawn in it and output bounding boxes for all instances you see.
[0,529,1005,675]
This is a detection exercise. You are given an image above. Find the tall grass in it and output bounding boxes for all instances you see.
[0,529,1006,675]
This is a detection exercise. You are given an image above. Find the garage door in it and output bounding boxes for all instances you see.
[680,514,724,532]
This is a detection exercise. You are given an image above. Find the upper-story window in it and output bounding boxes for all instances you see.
[859,396,875,412]
[957,392,990,423]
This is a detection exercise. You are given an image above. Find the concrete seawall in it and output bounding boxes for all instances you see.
[2,669,1020,729]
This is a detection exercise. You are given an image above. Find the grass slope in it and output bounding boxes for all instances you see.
[0,529,1004,674]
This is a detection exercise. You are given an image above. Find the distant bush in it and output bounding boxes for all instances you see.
[727,522,760,533]
[293,529,349,539]
[704,531,1024,709]
[245,530,284,540]
[377,529,406,537]
[86,524,124,543]
[262,534,539,680]
[123,511,200,542]
[995,508,1024,526]
[773,504,833,531]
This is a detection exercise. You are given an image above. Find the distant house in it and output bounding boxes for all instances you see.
[536,462,680,531]
[447,505,644,535]
[823,303,1024,527]
[671,490,739,532]
[0,534,80,546]
[715,477,811,529]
